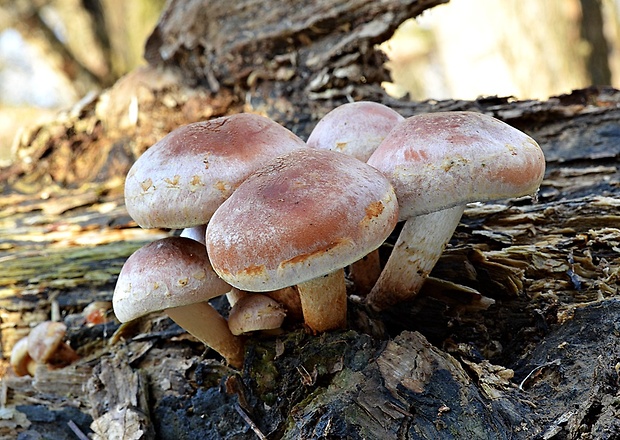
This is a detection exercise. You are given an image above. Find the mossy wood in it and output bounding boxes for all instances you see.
[1,0,620,438]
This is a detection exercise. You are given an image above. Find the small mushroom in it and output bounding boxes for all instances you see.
[124,113,307,229]
[27,321,79,370]
[113,236,245,368]
[366,111,546,310]
[227,286,304,329]
[10,337,36,377]
[82,301,113,325]
[307,101,404,294]
[228,293,287,335]
[206,149,399,333]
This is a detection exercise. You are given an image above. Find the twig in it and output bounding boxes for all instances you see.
[234,403,267,440]
[67,419,90,440]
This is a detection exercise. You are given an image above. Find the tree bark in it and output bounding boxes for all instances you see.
[1,1,620,439]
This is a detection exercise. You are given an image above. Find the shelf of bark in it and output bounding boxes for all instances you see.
[0,86,619,439]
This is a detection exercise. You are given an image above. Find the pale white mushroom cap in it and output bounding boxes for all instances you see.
[206,148,399,292]
[125,113,307,229]
[307,101,404,162]
[113,237,231,322]
[27,321,69,364]
[10,337,34,377]
[228,293,286,335]
[367,111,546,221]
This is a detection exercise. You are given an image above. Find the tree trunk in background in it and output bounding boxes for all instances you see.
[2,1,620,439]
[143,0,448,133]
[580,0,613,86]
[0,0,165,164]
[98,0,168,77]
[385,0,612,100]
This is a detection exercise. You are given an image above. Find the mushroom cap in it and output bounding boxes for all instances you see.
[10,337,34,376]
[125,113,307,229]
[27,321,67,363]
[82,301,112,325]
[227,293,287,335]
[113,237,231,322]
[206,148,399,292]
[307,101,404,162]
[367,111,546,221]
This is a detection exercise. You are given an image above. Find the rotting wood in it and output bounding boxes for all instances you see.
[1,0,620,438]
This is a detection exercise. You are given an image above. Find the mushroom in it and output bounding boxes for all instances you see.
[307,101,404,294]
[82,301,113,325]
[228,293,287,335]
[112,236,245,368]
[180,225,245,304]
[10,337,36,377]
[27,321,79,370]
[124,112,307,229]
[226,286,305,325]
[366,111,546,310]
[307,101,404,162]
[206,148,399,333]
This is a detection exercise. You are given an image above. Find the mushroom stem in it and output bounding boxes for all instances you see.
[367,205,465,311]
[348,249,382,296]
[166,302,245,369]
[226,287,247,307]
[180,224,207,244]
[48,341,80,368]
[296,268,347,333]
[265,286,303,321]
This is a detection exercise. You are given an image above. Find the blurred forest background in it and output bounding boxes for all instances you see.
[0,0,618,166]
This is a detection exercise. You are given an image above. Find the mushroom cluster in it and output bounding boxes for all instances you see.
[114,113,309,368]
[112,104,545,368]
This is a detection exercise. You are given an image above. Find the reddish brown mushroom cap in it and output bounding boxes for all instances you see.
[124,113,307,229]
[307,101,404,162]
[368,111,546,220]
[113,237,230,322]
[307,101,404,295]
[206,148,399,291]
